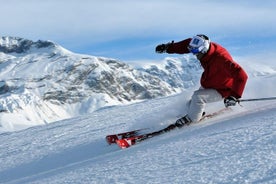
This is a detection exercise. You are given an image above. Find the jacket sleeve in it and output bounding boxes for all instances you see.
[228,62,248,98]
[166,38,191,54]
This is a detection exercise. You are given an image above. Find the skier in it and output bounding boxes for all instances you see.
[155,34,248,128]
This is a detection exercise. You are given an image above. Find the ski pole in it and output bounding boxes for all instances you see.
[239,97,276,102]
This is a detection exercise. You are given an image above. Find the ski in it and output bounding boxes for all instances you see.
[115,107,231,149]
[105,129,147,145]
[116,135,145,149]
[116,129,167,149]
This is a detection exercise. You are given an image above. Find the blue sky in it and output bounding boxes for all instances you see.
[1,0,276,62]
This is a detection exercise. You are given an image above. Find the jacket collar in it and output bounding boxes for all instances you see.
[199,43,215,62]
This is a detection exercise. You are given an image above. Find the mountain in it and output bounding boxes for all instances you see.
[0,36,202,131]
[0,36,55,54]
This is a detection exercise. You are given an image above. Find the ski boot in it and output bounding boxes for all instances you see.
[174,115,192,128]
[163,115,192,132]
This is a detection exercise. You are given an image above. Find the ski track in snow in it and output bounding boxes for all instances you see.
[0,93,275,184]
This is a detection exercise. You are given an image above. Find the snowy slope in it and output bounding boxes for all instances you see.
[0,36,276,183]
[0,73,275,183]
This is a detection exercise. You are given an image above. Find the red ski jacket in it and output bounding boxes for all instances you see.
[166,38,248,98]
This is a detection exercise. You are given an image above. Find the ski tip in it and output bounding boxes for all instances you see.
[106,135,118,145]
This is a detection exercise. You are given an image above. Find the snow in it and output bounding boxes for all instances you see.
[0,73,275,183]
[0,38,276,183]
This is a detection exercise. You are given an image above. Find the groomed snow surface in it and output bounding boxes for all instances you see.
[0,73,275,183]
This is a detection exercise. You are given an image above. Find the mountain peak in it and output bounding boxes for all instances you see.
[0,36,56,54]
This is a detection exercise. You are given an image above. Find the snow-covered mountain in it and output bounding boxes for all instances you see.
[0,37,202,131]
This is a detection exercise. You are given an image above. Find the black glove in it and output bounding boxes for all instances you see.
[224,96,239,107]
[155,41,173,53]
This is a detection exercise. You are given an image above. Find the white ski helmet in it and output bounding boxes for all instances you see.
[188,34,210,54]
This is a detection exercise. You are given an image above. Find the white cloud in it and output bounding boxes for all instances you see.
[2,1,276,39]
[1,0,276,59]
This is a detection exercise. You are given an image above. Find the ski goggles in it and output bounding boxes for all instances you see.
[188,45,200,54]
